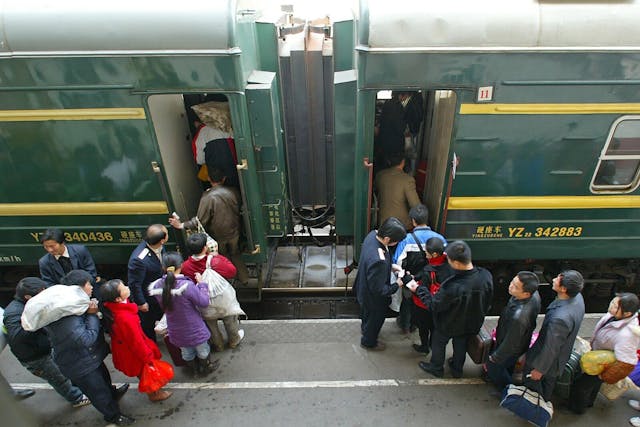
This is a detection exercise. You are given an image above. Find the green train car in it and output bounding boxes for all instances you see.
[1,0,639,298]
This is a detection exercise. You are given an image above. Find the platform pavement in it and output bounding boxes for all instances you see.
[1,314,637,426]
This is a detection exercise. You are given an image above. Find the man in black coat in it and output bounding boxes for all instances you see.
[413,240,493,378]
[38,228,98,287]
[487,271,541,390]
[524,270,585,400]
[4,277,88,407]
[127,224,168,340]
[353,217,407,351]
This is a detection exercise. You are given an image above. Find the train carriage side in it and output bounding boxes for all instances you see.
[0,2,278,296]
[357,1,640,295]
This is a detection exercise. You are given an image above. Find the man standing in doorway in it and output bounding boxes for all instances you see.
[169,167,249,285]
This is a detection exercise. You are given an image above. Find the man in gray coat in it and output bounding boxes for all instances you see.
[524,270,585,400]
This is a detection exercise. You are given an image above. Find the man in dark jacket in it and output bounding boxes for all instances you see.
[4,277,89,407]
[45,270,134,425]
[524,269,585,400]
[413,240,493,378]
[353,217,407,351]
[487,271,541,390]
[38,228,98,287]
[127,224,168,340]
[169,167,249,284]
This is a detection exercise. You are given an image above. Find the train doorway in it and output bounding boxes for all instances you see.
[372,89,456,232]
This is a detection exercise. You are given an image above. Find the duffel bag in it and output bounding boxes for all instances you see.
[500,384,553,427]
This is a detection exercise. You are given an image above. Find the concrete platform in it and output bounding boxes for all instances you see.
[1,314,637,426]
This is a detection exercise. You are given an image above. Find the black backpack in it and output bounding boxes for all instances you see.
[401,232,428,275]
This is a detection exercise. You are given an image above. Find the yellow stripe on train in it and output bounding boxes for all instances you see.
[448,196,640,210]
[0,202,168,216]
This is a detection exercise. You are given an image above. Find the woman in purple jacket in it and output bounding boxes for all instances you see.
[148,252,218,376]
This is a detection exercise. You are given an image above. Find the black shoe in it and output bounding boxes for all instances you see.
[418,361,443,378]
[447,357,463,378]
[113,383,130,401]
[412,344,430,354]
[108,414,136,426]
[13,389,35,401]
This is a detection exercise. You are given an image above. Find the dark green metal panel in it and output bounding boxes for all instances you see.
[334,70,357,235]
[255,22,279,73]
[353,90,377,258]
[244,73,289,241]
[333,20,355,72]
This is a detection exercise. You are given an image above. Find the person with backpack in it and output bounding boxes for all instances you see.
[410,238,454,355]
[392,204,446,333]
[408,241,493,378]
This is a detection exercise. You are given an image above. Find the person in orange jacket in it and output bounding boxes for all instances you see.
[101,279,172,402]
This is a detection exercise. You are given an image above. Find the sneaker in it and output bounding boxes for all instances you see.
[229,329,245,349]
[418,361,444,378]
[412,344,430,354]
[360,341,386,351]
[72,395,91,408]
[447,357,463,379]
[631,400,640,411]
[630,417,640,427]
[108,414,136,426]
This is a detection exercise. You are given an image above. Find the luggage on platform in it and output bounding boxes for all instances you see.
[467,326,493,364]
[554,350,581,399]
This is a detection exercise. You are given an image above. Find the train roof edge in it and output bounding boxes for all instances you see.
[361,0,640,50]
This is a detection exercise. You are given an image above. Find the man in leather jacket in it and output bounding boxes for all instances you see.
[487,271,541,390]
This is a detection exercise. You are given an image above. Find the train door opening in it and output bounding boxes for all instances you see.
[147,93,244,244]
[373,89,456,232]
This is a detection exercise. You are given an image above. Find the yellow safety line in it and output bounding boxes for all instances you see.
[448,196,640,210]
[459,103,640,115]
[0,202,168,216]
[0,108,146,121]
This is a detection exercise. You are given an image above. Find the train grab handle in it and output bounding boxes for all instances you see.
[364,157,374,233]
[236,159,260,255]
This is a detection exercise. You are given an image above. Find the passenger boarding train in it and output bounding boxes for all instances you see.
[1,0,640,299]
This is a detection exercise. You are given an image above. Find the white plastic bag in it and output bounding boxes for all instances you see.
[154,314,168,337]
[195,217,218,255]
[199,256,245,319]
[21,285,89,331]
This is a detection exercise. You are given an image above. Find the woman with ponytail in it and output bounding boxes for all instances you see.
[148,252,217,376]
[101,279,172,402]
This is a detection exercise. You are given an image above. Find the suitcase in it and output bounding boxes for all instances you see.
[467,326,493,364]
[163,335,186,367]
[554,350,581,399]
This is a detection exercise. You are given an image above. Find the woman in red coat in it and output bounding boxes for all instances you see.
[101,279,172,402]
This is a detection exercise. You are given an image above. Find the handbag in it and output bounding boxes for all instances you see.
[500,384,553,427]
[138,359,174,393]
[466,326,493,364]
[194,217,218,255]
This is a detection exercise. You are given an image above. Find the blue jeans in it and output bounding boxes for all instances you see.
[21,355,83,403]
[181,341,210,361]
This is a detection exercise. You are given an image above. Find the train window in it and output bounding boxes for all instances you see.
[591,117,640,193]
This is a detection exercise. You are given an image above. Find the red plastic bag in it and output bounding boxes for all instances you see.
[138,359,174,393]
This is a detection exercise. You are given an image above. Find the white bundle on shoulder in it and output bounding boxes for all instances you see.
[21,285,90,331]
